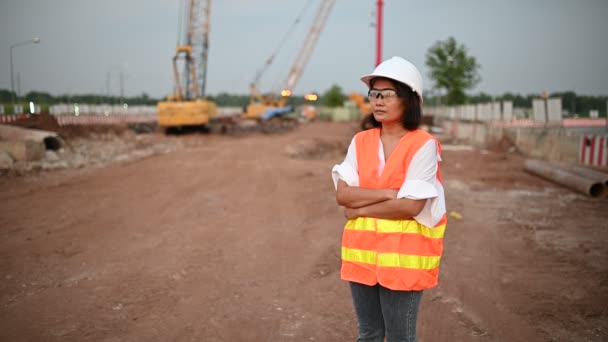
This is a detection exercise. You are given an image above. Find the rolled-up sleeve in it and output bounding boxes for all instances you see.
[332,137,359,190]
[397,140,446,227]
[397,179,438,200]
[397,140,439,200]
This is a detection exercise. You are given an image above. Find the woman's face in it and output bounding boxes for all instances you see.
[369,78,405,125]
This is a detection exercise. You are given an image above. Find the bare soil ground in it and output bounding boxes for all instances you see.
[1,121,606,341]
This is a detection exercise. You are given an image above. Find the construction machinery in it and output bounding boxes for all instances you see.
[157,0,217,131]
[349,92,372,117]
[243,0,335,121]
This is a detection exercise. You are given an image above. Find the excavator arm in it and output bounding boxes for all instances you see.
[245,0,335,119]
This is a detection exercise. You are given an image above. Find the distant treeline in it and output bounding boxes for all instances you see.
[1,89,606,117]
[207,93,310,107]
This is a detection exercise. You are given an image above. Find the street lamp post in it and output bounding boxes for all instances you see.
[9,37,40,106]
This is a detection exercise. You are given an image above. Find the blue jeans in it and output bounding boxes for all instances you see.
[349,282,423,342]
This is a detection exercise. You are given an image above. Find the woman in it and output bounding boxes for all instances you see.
[332,56,447,342]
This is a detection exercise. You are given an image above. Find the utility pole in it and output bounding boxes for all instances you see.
[16,72,21,102]
[376,0,383,66]
[106,71,111,100]
[120,70,124,105]
[543,91,549,123]
[9,37,40,106]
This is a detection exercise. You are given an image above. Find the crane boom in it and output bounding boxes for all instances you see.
[188,0,211,98]
[174,0,211,100]
[198,0,211,97]
[244,0,334,120]
[282,0,335,93]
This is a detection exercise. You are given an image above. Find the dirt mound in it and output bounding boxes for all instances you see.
[487,134,518,153]
[57,124,130,139]
[10,113,61,132]
[8,113,133,140]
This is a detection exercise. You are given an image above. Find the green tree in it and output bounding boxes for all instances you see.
[0,89,16,102]
[500,92,530,108]
[468,92,493,104]
[322,84,345,107]
[425,37,481,105]
[25,91,55,104]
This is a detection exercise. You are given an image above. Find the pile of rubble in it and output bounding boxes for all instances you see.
[0,122,180,176]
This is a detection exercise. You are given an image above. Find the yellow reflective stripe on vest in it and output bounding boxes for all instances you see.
[345,217,446,239]
[344,218,375,231]
[376,219,446,238]
[377,253,440,270]
[342,247,376,264]
[342,247,441,270]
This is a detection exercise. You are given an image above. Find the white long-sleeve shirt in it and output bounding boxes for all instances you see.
[332,137,446,227]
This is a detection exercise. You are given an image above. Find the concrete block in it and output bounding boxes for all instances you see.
[0,151,13,169]
[332,107,350,121]
[332,107,355,122]
[0,140,45,161]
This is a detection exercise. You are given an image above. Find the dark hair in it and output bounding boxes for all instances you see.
[360,77,422,131]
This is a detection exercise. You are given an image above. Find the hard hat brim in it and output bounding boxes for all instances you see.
[360,73,387,89]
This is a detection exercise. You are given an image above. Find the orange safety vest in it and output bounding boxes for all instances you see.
[341,128,447,291]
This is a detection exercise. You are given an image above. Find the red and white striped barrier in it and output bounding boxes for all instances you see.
[0,114,31,124]
[54,114,157,126]
[580,135,608,167]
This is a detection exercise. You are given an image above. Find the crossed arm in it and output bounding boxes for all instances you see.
[336,179,426,220]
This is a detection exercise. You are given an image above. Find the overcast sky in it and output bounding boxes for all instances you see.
[1,0,607,98]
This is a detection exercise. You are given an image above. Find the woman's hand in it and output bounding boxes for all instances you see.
[344,207,360,220]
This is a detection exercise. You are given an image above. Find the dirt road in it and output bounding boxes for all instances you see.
[1,121,607,341]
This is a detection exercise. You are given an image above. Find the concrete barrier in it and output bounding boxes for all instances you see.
[439,118,608,164]
[331,107,358,122]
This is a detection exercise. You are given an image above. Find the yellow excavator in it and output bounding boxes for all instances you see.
[243,0,335,121]
[157,0,216,131]
[349,92,372,117]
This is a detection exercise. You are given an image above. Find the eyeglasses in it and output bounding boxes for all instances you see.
[367,89,399,102]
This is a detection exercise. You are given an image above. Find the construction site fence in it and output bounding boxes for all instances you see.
[427,98,566,123]
[48,104,157,116]
[435,109,608,165]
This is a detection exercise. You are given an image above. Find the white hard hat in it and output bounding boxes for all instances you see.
[360,56,424,103]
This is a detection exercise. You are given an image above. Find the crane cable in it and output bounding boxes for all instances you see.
[252,0,315,86]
